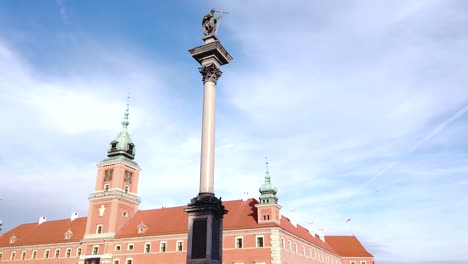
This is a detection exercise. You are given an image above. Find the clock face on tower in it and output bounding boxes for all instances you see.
[124,171,133,184]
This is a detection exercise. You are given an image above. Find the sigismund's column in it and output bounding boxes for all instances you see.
[185,9,233,264]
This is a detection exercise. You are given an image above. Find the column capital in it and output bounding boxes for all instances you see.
[199,63,223,84]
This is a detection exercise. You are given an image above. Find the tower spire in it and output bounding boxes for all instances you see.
[106,91,136,160]
[122,91,130,131]
[265,156,271,184]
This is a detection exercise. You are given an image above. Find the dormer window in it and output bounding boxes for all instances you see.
[111,142,117,150]
[9,235,16,244]
[137,222,147,234]
[127,143,134,154]
[64,229,73,240]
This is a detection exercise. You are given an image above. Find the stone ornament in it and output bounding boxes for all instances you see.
[199,63,223,84]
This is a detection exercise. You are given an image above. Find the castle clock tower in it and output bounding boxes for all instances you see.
[84,99,141,242]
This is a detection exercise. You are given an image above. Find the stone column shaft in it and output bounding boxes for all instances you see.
[200,80,216,194]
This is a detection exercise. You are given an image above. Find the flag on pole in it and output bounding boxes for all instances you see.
[346,218,352,222]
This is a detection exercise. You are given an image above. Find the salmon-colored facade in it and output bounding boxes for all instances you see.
[0,110,375,264]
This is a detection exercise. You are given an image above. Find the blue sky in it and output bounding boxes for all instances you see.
[0,1,467,263]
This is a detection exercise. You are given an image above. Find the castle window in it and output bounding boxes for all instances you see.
[281,238,285,249]
[77,248,82,257]
[21,251,26,260]
[125,186,129,193]
[360,261,366,264]
[124,171,133,184]
[294,243,297,253]
[256,236,264,248]
[176,240,183,251]
[104,184,110,192]
[45,249,50,258]
[9,235,16,244]
[0,252,3,261]
[66,248,71,257]
[144,243,151,253]
[160,241,167,252]
[114,260,120,264]
[55,249,60,258]
[128,244,134,251]
[123,211,128,217]
[115,245,121,251]
[10,252,15,260]
[96,224,103,234]
[128,144,134,152]
[350,261,356,264]
[92,246,99,255]
[111,142,117,149]
[235,236,243,248]
[126,258,133,264]
[104,169,113,181]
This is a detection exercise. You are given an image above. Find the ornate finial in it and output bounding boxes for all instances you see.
[265,156,271,183]
[122,90,130,130]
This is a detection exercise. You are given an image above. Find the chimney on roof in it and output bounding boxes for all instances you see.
[308,222,317,237]
[38,216,47,224]
[242,191,249,201]
[71,212,79,221]
[318,228,325,242]
[289,209,297,228]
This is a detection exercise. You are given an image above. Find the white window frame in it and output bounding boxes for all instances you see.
[0,252,3,261]
[113,259,120,264]
[96,224,103,234]
[115,244,121,251]
[66,248,72,258]
[176,240,183,251]
[144,242,151,253]
[294,242,297,253]
[127,243,134,251]
[256,235,264,248]
[10,251,15,260]
[160,241,167,252]
[350,261,356,264]
[92,245,99,255]
[104,183,110,192]
[125,257,133,264]
[54,249,60,258]
[235,236,243,249]
[44,249,50,258]
[360,261,367,264]
[21,251,26,260]
[76,248,82,257]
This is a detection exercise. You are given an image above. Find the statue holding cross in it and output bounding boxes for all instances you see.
[202,9,229,36]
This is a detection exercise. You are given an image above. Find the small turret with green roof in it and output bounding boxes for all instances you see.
[107,95,136,160]
[259,158,278,205]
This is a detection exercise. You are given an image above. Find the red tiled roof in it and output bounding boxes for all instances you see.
[325,236,373,257]
[279,216,338,254]
[116,198,266,238]
[0,217,87,247]
[0,198,353,257]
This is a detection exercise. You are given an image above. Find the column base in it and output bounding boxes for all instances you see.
[185,193,228,264]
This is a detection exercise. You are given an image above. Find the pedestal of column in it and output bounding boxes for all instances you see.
[186,34,232,264]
